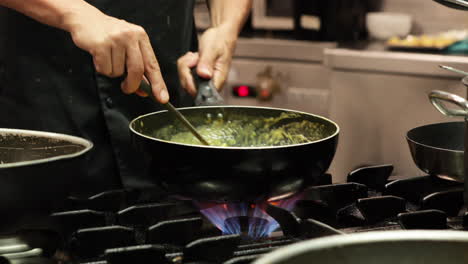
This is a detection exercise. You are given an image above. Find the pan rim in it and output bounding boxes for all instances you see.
[406,121,464,154]
[129,105,340,150]
[253,230,468,264]
[0,128,93,169]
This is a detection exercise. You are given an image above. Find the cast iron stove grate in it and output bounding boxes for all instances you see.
[1,164,467,264]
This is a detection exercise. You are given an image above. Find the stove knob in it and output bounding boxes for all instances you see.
[256,66,280,101]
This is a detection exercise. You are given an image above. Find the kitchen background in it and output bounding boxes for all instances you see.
[195,0,468,182]
[2,2,468,263]
[382,0,468,33]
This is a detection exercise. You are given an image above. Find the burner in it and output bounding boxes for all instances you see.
[196,193,303,238]
[2,164,466,264]
[197,203,278,238]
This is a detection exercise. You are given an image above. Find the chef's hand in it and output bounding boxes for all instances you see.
[177,25,237,96]
[66,8,169,103]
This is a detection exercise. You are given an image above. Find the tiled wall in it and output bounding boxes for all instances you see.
[380,0,468,34]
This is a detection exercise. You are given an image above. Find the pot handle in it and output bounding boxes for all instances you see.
[429,90,468,117]
[191,68,225,106]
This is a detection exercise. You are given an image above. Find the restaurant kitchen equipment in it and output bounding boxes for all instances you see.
[130,67,340,202]
[2,164,468,264]
[0,129,92,232]
[129,106,339,202]
[424,76,468,207]
[2,75,468,262]
[407,121,464,182]
[1,3,467,264]
[407,82,468,183]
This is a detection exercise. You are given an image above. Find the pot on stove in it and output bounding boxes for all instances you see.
[406,76,468,183]
[130,106,339,203]
[0,129,92,233]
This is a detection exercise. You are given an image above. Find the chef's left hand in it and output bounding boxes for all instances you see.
[177,25,237,96]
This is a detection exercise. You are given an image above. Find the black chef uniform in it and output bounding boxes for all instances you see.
[0,0,197,194]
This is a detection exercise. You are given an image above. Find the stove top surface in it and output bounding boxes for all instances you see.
[1,164,467,264]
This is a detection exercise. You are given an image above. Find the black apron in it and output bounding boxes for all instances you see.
[0,0,197,195]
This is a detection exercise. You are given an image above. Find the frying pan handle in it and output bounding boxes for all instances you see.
[429,90,468,117]
[191,68,225,106]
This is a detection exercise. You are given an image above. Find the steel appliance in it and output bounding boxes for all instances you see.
[1,164,468,264]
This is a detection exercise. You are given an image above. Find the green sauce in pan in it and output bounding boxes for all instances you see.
[153,112,328,147]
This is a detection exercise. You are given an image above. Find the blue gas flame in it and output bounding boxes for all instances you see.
[197,194,302,238]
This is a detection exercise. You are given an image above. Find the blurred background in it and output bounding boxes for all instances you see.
[195,0,468,182]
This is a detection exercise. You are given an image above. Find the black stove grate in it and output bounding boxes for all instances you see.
[1,165,467,264]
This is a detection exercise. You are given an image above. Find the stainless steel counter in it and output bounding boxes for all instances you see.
[325,45,468,78]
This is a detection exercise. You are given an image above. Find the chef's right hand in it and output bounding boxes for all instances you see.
[65,8,169,103]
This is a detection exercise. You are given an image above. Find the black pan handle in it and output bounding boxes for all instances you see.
[429,90,468,117]
[190,68,225,106]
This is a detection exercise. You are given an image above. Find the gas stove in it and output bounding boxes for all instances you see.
[1,164,466,264]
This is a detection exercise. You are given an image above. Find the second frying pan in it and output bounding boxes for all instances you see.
[407,88,467,182]
[407,121,464,182]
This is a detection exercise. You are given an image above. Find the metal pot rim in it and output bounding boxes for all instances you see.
[0,128,93,169]
[129,105,340,150]
[406,121,464,154]
[254,230,468,264]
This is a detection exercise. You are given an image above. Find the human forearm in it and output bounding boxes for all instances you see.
[177,0,252,93]
[0,0,101,32]
[208,0,252,39]
[0,0,169,103]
